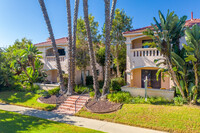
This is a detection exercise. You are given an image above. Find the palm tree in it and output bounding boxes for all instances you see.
[143,10,187,99]
[22,44,42,73]
[38,0,65,94]
[71,0,79,87]
[102,0,117,96]
[66,0,73,95]
[83,0,101,99]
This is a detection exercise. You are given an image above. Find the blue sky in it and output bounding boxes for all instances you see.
[0,0,200,47]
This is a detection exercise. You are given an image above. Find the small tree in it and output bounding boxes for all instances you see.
[183,24,200,103]
[105,8,132,77]
[96,46,106,80]
[76,34,90,86]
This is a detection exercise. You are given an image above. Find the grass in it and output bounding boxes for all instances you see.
[0,110,103,133]
[0,91,56,111]
[76,104,200,133]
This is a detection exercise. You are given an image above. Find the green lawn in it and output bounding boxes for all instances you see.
[0,110,103,133]
[0,91,56,111]
[76,104,200,133]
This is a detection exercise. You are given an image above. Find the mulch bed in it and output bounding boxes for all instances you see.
[38,95,66,104]
[85,99,122,113]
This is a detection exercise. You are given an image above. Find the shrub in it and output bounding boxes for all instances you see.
[107,91,133,103]
[74,85,89,94]
[110,79,121,92]
[90,91,95,98]
[107,91,171,104]
[23,84,40,92]
[89,89,102,98]
[174,96,186,106]
[115,77,126,86]
[98,80,104,89]
[86,76,93,86]
[48,87,60,96]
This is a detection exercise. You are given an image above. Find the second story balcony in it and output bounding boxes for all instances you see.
[129,48,163,69]
[131,48,162,57]
[46,56,66,62]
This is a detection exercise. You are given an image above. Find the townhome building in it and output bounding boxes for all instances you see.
[34,37,103,84]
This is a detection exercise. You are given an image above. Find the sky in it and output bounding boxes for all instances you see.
[0,0,200,48]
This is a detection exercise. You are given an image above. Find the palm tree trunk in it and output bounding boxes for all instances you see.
[116,43,121,77]
[166,57,186,99]
[38,0,65,94]
[72,0,80,87]
[66,0,73,95]
[102,0,117,96]
[83,0,101,100]
[192,62,199,104]
[102,65,105,80]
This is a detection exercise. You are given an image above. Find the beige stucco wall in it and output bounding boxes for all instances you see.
[130,67,171,89]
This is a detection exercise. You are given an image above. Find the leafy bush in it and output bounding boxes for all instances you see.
[107,91,133,103]
[48,87,60,96]
[74,85,89,94]
[115,77,126,86]
[86,76,93,86]
[23,84,40,92]
[98,80,104,89]
[174,96,186,106]
[109,77,126,92]
[107,91,171,104]
[110,79,121,92]
[35,89,49,97]
[89,89,102,98]
[90,91,95,98]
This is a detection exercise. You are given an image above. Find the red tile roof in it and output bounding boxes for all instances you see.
[34,37,68,46]
[123,19,200,35]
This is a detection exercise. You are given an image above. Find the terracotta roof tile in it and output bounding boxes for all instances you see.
[34,37,68,46]
[123,19,200,35]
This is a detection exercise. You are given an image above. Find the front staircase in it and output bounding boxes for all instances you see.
[53,95,89,115]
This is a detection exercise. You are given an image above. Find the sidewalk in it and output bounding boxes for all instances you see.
[0,103,165,133]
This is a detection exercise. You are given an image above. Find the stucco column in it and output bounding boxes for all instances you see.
[125,37,132,85]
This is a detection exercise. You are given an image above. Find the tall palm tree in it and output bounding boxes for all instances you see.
[38,0,65,94]
[72,0,80,87]
[102,0,117,96]
[66,0,73,95]
[83,0,101,99]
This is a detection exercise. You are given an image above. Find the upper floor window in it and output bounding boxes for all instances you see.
[58,49,65,56]
[142,39,153,48]
[46,48,65,56]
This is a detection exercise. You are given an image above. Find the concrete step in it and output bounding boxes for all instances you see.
[53,94,89,115]
[67,97,89,101]
[58,106,81,111]
[60,103,83,108]
[64,100,87,104]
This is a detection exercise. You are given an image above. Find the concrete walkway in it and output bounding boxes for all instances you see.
[0,103,165,133]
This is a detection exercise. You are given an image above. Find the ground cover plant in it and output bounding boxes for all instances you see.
[76,104,200,133]
[0,91,56,111]
[0,110,103,133]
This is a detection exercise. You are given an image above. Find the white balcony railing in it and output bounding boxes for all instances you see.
[46,56,65,62]
[131,48,162,57]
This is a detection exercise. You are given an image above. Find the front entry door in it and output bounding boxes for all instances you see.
[141,69,161,89]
